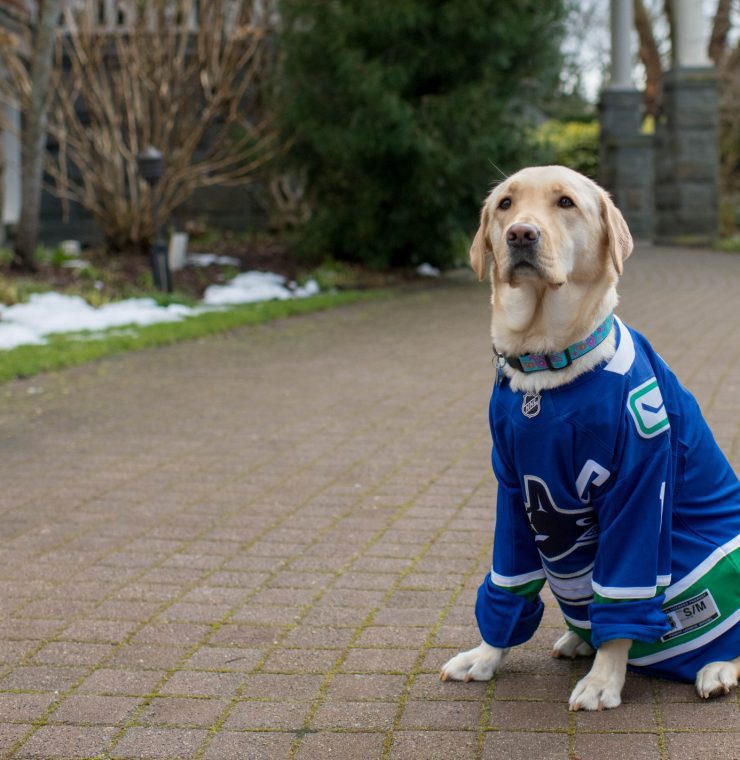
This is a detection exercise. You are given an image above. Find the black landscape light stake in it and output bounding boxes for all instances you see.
[137,146,172,293]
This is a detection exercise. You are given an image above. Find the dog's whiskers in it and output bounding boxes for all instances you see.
[488,160,509,182]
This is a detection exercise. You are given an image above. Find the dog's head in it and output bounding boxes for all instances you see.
[469,166,633,366]
[470,166,632,289]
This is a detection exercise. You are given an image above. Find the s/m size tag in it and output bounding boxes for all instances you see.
[661,589,720,642]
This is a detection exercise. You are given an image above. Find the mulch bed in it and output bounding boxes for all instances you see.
[1,234,426,303]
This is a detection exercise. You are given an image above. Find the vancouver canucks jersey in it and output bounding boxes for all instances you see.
[476,317,740,681]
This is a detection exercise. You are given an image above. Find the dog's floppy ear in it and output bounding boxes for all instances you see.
[470,205,491,281]
[600,191,633,275]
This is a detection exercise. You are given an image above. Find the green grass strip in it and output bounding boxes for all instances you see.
[0,289,387,385]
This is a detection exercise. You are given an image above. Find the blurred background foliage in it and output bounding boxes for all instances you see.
[535,120,600,179]
[276,0,570,270]
[4,0,734,289]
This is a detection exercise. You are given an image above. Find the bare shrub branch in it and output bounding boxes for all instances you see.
[2,0,280,252]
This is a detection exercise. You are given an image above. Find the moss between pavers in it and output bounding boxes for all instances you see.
[3,423,316,759]
[98,369,455,759]
[0,289,388,385]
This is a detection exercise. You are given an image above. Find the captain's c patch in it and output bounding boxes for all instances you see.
[628,377,670,439]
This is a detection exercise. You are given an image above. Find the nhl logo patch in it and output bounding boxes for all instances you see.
[521,392,541,418]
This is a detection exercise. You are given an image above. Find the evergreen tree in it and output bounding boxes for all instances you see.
[278,0,567,268]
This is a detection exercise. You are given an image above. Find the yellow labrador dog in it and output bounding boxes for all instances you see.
[440,166,740,710]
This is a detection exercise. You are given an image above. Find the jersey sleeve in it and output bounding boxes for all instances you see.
[475,439,546,648]
[589,417,674,648]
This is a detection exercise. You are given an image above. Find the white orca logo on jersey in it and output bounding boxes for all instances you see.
[523,475,600,562]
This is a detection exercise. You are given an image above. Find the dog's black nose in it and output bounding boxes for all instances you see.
[507,223,540,246]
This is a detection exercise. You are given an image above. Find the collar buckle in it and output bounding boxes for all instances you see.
[544,349,573,371]
[507,355,524,372]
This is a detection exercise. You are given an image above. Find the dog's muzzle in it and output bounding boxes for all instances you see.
[506,223,541,276]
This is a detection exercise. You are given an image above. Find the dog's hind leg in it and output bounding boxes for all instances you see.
[552,629,594,659]
[695,657,740,698]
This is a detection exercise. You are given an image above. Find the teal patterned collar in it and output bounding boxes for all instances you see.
[502,313,614,373]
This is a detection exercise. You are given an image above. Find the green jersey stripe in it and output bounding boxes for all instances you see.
[567,550,739,663]
[491,577,546,603]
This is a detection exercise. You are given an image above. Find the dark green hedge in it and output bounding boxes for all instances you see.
[277,0,567,269]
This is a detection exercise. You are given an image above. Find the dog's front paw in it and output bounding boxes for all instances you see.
[695,661,739,699]
[439,641,508,682]
[552,630,594,659]
[568,673,622,711]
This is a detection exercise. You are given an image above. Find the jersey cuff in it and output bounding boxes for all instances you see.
[476,574,544,648]
[590,596,671,648]
[490,568,546,601]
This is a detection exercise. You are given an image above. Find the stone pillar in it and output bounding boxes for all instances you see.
[654,1,718,244]
[599,0,654,239]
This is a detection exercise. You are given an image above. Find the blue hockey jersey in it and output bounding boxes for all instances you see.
[477,317,740,681]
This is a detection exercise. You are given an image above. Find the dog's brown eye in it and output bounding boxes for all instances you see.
[498,198,512,210]
[558,196,575,208]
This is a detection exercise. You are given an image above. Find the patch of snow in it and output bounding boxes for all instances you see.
[0,292,201,351]
[188,254,241,267]
[0,270,323,351]
[293,278,320,298]
[417,263,440,277]
[203,272,319,306]
[0,323,45,350]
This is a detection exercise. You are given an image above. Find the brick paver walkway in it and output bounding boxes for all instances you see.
[0,244,737,759]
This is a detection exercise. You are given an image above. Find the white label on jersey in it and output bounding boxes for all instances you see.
[627,377,670,439]
[661,589,720,642]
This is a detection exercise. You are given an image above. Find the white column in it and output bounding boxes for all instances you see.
[2,103,21,226]
[672,0,710,67]
[609,0,634,89]
[103,0,115,31]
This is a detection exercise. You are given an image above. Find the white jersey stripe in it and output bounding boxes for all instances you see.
[546,562,595,579]
[604,316,635,375]
[664,535,740,602]
[490,568,546,587]
[592,581,656,599]
[563,612,592,630]
[546,567,593,601]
